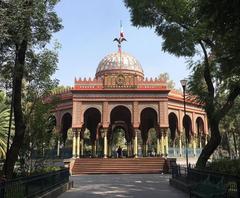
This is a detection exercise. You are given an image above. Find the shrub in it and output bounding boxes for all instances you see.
[206,158,240,176]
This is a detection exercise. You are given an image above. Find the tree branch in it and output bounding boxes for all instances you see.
[199,40,215,100]
[218,87,240,120]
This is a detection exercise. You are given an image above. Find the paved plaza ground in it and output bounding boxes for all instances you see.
[59,174,187,198]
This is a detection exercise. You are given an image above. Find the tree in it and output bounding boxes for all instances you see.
[220,98,240,158]
[0,0,62,178]
[159,73,175,90]
[125,0,240,168]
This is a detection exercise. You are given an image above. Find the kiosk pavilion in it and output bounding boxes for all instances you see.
[50,41,208,162]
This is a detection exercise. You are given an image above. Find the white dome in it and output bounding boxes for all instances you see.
[95,51,144,78]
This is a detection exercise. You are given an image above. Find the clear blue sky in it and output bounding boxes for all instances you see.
[52,0,189,89]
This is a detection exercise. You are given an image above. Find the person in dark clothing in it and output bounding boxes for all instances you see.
[117,146,122,158]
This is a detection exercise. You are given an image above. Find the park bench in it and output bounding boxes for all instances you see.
[189,175,227,198]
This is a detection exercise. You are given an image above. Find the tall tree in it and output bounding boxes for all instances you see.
[0,0,62,178]
[125,0,240,168]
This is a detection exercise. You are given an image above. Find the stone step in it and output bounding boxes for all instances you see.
[72,157,168,175]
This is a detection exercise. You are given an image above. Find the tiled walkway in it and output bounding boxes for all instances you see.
[59,174,187,198]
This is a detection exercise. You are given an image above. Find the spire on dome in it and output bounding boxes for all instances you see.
[113,21,127,52]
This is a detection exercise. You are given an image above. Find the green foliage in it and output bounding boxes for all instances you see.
[0,0,62,177]
[125,0,198,57]
[147,128,157,151]
[207,159,240,177]
[158,73,176,89]
[0,92,9,158]
[125,0,240,168]
[112,128,126,150]
[219,97,240,157]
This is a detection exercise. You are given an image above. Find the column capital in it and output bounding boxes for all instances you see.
[133,128,140,138]
[160,128,168,136]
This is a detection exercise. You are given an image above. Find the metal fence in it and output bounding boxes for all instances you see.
[0,168,69,198]
[171,165,240,197]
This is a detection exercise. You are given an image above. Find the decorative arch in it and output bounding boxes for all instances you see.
[109,104,132,118]
[168,112,179,141]
[110,105,132,125]
[196,117,205,147]
[140,107,158,142]
[139,107,158,156]
[82,107,102,157]
[139,103,159,122]
[183,114,192,142]
[60,110,72,122]
[82,104,102,119]
[83,107,102,140]
[61,113,72,144]
[108,105,133,157]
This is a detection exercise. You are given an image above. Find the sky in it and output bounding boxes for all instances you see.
[52,0,190,89]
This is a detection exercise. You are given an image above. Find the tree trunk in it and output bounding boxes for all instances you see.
[3,40,27,179]
[196,119,221,168]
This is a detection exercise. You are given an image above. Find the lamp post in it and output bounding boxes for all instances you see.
[180,79,189,169]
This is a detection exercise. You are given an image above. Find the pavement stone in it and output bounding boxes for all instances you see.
[58,174,187,198]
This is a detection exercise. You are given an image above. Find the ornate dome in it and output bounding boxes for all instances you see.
[95,51,144,78]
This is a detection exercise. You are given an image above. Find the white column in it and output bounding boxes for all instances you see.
[157,138,160,156]
[193,137,196,157]
[57,138,60,157]
[205,134,208,145]
[165,129,169,156]
[179,135,182,157]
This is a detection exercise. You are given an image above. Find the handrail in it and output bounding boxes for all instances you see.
[0,168,69,198]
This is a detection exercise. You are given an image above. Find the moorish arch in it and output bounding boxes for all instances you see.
[109,105,133,156]
[183,114,193,143]
[83,107,101,157]
[140,107,158,156]
[61,113,72,145]
[168,112,179,146]
[196,116,205,147]
[110,105,132,125]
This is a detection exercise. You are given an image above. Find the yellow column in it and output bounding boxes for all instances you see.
[104,129,108,158]
[161,135,164,155]
[199,135,202,149]
[72,130,76,158]
[76,129,80,158]
[134,129,138,158]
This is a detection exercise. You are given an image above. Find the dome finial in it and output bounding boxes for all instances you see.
[113,21,127,53]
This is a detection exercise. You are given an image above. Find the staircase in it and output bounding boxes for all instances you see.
[72,157,168,175]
